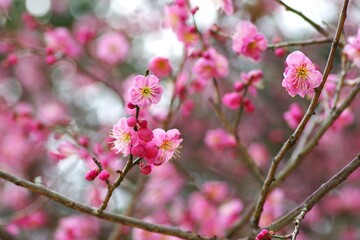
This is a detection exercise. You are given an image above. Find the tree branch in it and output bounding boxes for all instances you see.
[274,0,330,37]
[267,153,360,231]
[275,82,360,184]
[249,0,349,234]
[0,169,221,240]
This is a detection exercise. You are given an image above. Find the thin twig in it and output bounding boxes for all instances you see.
[275,82,360,184]
[267,38,332,49]
[275,0,330,37]
[92,157,111,188]
[209,28,332,49]
[272,207,308,240]
[95,156,134,214]
[108,174,147,240]
[332,53,347,109]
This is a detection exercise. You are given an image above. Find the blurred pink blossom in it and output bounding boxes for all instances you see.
[204,128,236,151]
[192,48,229,80]
[44,27,81,57]
[149,57,172,78]
[96,32,129,64]
[54,215,99,240]
[222,92,242,109]
[232,21,268,61]
[283,103,303,129]
[344,28,360,67]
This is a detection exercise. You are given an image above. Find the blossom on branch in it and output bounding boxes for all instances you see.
[152,128,183,165]
[282,51,322,97]
[129,75,164,109]
[110,118,139,157]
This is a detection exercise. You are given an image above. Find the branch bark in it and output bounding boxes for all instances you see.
[0,169,219,240]
[267,153,360,231]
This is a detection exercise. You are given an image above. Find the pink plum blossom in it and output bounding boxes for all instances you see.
[0,0,11,10]
[204,128,236,151]
[44,27,81,57]
[332,108,355,130]
[96,32,129,64]
[13,211,47,230]
[282,51,322,97]
[283,103,303,129]
[152,128,183,164]
[232,21,268,61]
[98,170,110,181]
[344,28,360,67]
[202,181,229,202]
[149,57,172,78]
[213,0,234,15]
[110,118,139,156]
[222,92,242,109]
[54,215,99,240]
[163,4,188,32]
[240,69,263,96]
[176,25,199,47]
[192,48,229,80]
[129,75,164,109]
[249,143,269,167]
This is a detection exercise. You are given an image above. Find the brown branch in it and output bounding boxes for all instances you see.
[249,0,349,234]
[92,157,111,188]
[267,38,332,49]
[332,53,348,109]
[236,142,265,185]
[209,28,332,49]
[108,174,147,240]
[210,78,265,184]
[0,169,221,240]
[275,0,330,37]
[272,207,308,240]
[267,153,360,231]
[275,82,360,184]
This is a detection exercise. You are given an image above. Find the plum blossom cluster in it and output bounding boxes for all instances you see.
[110,74,183,174]
[136,175,244,238]
[282,51,323,97]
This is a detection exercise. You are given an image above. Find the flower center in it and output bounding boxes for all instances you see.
[141,87,151,97]
[121,132,131,143]
[249,41,257,49]
[160,140,173,151]
[296,66,308,79]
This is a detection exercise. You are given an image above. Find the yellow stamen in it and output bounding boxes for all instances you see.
[296,66,308,79]
[141,87,151,97]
